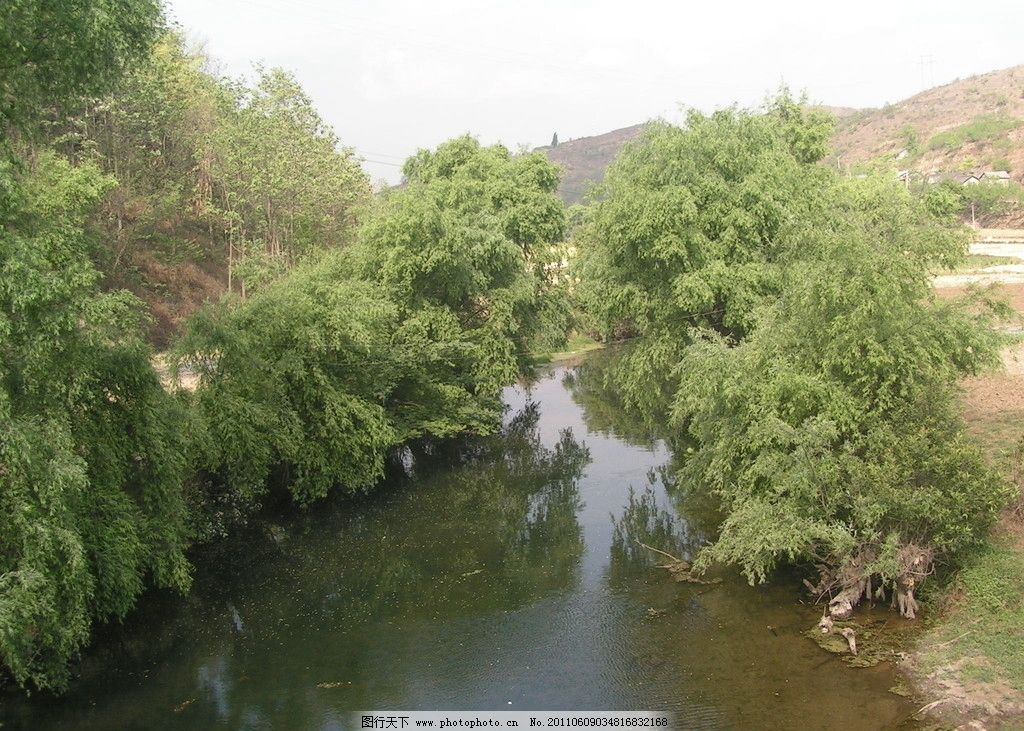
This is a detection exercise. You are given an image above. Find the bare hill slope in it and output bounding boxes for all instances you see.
[538,68,1024,203]
[829,65,1024,175]
[536,124,645,203]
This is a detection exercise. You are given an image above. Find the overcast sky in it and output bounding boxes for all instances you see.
[165,0,1024,184]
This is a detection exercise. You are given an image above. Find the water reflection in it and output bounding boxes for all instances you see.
[1,360,920,731]
[2,394,592,729]
[561,348,666,449]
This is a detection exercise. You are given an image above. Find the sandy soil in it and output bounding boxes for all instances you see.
[963,342,1024,411]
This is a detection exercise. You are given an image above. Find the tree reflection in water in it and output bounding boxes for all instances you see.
[4,398,592,729]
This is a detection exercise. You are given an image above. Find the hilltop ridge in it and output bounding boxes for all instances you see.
[538,66,1024,204]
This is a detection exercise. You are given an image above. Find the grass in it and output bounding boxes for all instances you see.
[934,254,1023,274]
[910,363,1024,720]
[928,114,1022,150]
[531,334,603,364]
[916,539,1024,693]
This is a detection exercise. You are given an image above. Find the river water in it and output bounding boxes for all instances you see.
[1,354,919,730]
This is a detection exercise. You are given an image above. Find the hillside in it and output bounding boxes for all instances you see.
[538,68,1024,206]
[829,65,1024,175]
[536,124,645,203]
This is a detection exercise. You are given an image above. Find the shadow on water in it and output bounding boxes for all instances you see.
[2,349,922,730]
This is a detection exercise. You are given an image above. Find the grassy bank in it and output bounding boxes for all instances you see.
[932,253,1023,275]
[910,343,1024,725]
[531,334,604,364]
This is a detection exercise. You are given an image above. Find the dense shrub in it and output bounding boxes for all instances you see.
[578,95,1009,615]
[0,154,191,690]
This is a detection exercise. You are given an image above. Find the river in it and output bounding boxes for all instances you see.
[1,352,919,730]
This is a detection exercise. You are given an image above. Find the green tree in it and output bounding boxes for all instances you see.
[358,136,570,428]
[577,95,1008,618]
[210,67,369,293]
[0,153,191,690]
[0,0,162,130]
[574,93,834,417]
[176,256,402,508]
[0,0,190,692]
[898,124,920,155]
[673,177,1006,612]
[177,136,570,513]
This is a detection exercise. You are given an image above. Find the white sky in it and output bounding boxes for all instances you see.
[165,0,1024,185]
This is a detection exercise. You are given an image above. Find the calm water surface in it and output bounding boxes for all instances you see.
[1,354,919,730]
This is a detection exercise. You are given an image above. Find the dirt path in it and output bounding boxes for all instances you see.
[933,236,1024,288]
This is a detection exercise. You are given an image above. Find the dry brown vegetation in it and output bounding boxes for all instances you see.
[830,65,1024,176]
[538,123,644,203]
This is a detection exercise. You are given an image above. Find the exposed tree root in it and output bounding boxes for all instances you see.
[804,543,934,620]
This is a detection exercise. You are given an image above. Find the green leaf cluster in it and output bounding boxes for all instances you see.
[575,93,834,417]
[1,153,191,690]
[579,95,1010,588]
[0,0,162,129]
[177,136,570,512]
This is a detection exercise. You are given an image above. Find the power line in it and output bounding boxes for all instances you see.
[362,158,404,168]
[919,55,935,90]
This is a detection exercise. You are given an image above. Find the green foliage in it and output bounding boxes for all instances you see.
[990,156,1012,172]
[578,94,1010,591]
[44,34,371,343]
[923,180,965,220]
[360,136,570,389]
[927,179,1024,221]
[898,125,920,155]
[927,114,1022,150]
[0,0,192,692]
[178,136,570,512]
[918,541,1024,693]
[0,0,162,129]
[574,92,834,417]
[673,178,1008,585]
[1,154,190,691]
[177,256,400,506]
[210,66,369,277]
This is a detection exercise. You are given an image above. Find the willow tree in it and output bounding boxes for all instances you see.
[354,135,571,438]
[578,94,1009,618]
[177,136,570,513]
[575,95,835,417]
[0,0,193,693]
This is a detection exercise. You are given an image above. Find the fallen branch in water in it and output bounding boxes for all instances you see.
[636,539,722,585]
[635,538,685,564]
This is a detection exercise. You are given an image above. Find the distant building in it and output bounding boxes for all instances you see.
[984,170,1011,185]
[923,170,1017,187]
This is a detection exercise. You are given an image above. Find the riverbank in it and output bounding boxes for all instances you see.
[907,340,1024,727]
[530,334,604,364]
